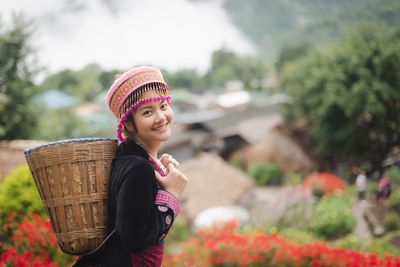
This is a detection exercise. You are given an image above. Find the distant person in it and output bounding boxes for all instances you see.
[376,173,391,203]
[74,66,188,267]
[355,170,367,202]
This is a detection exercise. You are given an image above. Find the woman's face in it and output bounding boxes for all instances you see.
[130,93,173,147]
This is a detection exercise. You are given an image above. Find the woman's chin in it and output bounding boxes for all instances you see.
[154,129,171,142]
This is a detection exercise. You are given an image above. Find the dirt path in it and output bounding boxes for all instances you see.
[352,199,372,242]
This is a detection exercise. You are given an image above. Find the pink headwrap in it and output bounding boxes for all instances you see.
[106,66,171,141]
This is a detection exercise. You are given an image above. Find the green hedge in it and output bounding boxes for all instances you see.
[248,162,282,186]
[388,188,400,213]
[386,166,400,187]
[0,165,45,225]
[308,192,355,240]
[384,211,400,232]
[364,230,400,256]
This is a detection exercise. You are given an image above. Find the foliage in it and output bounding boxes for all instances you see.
[308,192,355,240]
[162,68,206,93]
[364,231,400,257]
[247,162,281,186]
[388,189,400,212]
[163,221,400,266]
[32,107,85,141]
[205,48,267,90]
[0,15,41,140]
[0,212,75,266]
[277,201,314,230]
[277,228,317,244]
[97,68,121,92]
[385,165,400,187]
[275,43,314,74]
[283,171,303,186]
[383,211,400,232]
[303,172,346,197]
[332,234,363,251]
[279,25,400,172]
[0,165,45,228]
[39,63,105,102]
[165,217,191,244]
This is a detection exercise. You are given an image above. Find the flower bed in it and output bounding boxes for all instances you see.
[164,222,400,267]
[0,212,75,267]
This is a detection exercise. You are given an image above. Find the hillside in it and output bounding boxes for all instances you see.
[223,0,400,60]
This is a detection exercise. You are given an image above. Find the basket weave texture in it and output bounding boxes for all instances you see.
[24,138,118,255]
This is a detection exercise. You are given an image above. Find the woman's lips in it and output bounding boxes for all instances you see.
[153,123,168,132]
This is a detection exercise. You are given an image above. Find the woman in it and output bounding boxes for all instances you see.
[74,66,188,266]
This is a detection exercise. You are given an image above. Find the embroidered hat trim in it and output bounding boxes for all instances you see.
[106,66,168,118]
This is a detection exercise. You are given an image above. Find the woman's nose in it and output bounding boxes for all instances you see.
[155,109,166,122]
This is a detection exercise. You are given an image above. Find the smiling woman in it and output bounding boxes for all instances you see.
[73,66,188,267]
[126,94,174,154]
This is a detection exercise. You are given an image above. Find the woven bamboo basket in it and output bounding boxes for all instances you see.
[24,138,118,255]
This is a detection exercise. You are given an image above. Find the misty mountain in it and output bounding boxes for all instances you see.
[222,0,400,60]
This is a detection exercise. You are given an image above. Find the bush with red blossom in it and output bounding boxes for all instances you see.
[163,221,400,267]
[0,212,75,267]
[303,172,346,197]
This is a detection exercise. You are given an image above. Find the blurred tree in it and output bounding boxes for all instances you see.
[162,68,206,93]
[206,48,266,90]
[275,43,314,74]
[98,69,121,91]
[0,15,40,140]
[32,107,84,141]
[39,63,102,102]
[279,24,400,173]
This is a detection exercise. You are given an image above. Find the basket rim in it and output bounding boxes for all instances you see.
[24,137,118,155]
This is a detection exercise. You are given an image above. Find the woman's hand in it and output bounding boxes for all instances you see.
[159,154,179,169]
[154,163,188,198]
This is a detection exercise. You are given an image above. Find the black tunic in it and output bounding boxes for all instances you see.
[74,140,179,267]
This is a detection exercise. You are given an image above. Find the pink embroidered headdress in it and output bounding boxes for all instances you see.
[106,66,171,141]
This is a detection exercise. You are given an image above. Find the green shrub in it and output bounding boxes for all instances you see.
[383,211,400,232]
[308,192,355,240]
[247,162,281,186]
[165,217,191,244]
[283,171,303,186]
[366,181,378,200]
[385,165,400,187]
[278,228,318,244]
[331,234,363,251]
[364,231,400,256]
[388,188,400,212]
[0,165,45,225]
[278,202,314,230]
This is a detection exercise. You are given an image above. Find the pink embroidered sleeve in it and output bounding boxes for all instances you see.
[155,190,180,218]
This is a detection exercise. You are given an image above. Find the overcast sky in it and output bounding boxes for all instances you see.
[0,0,255,76]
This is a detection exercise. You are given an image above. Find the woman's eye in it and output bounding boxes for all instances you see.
[161,104,168,110]
[142,110,152,116]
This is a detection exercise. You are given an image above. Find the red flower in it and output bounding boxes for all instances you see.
[163,222,400,267]
[303,172,346,195]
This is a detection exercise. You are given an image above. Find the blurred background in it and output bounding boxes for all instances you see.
[0,0,400,266]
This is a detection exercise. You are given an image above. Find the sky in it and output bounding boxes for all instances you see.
[0,0,255,76]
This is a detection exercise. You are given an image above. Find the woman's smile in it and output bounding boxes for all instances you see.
[153,123,168,132]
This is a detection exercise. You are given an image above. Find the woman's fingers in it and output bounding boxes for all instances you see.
[159,154,179,168]
[155,164,188,198]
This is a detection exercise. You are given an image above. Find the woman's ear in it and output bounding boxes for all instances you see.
[124,120,136,134]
